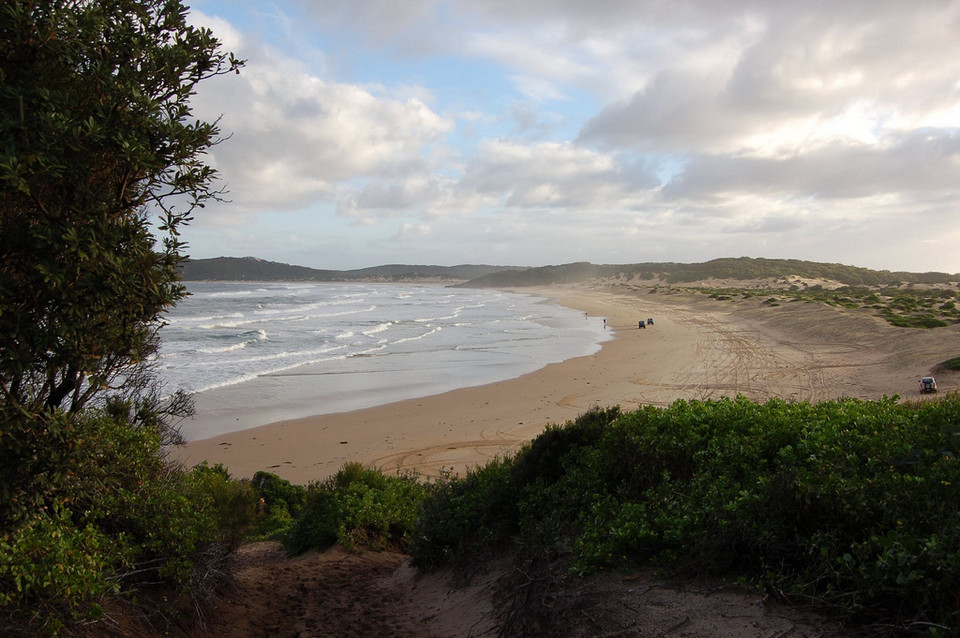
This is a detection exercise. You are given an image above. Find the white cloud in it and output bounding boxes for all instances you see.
[579,1,960,157]
[395,223,433,240]
[459,140,657,208]
[663,131,960,201]
[188,31,452,220]
[183,1,960,273]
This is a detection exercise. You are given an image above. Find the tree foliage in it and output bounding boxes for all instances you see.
[0,0,241,526]
[0,0,240,415]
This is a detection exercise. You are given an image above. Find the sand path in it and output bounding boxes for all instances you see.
[171,284,959,484]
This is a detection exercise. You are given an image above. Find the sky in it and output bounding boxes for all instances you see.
[181,0,960,274]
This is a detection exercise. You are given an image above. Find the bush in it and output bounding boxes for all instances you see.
[250,471,307,540]
[940,357,960,372]
[410,396,960,631]
[185,463,260,549]
[0,508,116,635]
[412,407,619,571]
[411,459,517,572]
[285,488,340,556]
[0,408,242,634]
[285,463,425,556]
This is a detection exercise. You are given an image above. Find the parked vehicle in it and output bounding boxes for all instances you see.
[647,318,654,325]
[919,376,938,393]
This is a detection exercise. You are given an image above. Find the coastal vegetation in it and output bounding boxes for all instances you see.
[268,396,960,635]
[181,396,960,636]
[692,284,960,328]
[412,398,960,634]
[1,0,241,634]
[6,394,960,634]
[461,257,959,288]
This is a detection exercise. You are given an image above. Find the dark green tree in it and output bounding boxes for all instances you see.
[0,0,241,524]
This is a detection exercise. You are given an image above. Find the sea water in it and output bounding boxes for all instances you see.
[157,282,610,440]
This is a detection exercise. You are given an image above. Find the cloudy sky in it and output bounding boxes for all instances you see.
[183,0,960,273]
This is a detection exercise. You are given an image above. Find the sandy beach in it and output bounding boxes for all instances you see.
[170,283,960,484]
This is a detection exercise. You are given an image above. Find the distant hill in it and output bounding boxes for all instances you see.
[457,257,959,288]
[179,257,523,282]
[180,256,958,288]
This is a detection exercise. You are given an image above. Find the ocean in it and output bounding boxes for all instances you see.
[157,282,610,440]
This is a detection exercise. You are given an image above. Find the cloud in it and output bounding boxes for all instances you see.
[578,2,960,156]
[336,175,471,219]
[188,18,452,219]
[459,140,658,208]
[395,222,434,240]
[663,131,960,200]
[183,1,960,273]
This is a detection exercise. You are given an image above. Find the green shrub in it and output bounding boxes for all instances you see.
[0,507,116,634]
[285,463,425,556]
[0,408,244,634]
[510,406,618,488]
[910,315,950,328]
[411,396,960,631]
[335,472,426,552]
[941,357,960,372]
[58,411,229,588]
[0,408,75,530]
[411,459,517,571]
[285,488,340,555]
[412,408,619,571]
[250,471,307,540]
[185,463,259,549]
[883,313,950,329]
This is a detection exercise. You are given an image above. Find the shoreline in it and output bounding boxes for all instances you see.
[169,284,960,484]
[172,284,608,441]
[170,285,681,482]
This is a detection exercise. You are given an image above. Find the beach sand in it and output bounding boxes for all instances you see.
[169,283,960,484]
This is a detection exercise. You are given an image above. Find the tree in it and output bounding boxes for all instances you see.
[0,0,241,523]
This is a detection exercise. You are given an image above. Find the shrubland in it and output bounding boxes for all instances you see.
[408,396,960,634]
[5,396,960,635]
[0,406,259,635]
[697,284,960,328]
[235,394,960,634]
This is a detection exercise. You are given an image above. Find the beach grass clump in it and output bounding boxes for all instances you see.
[940,356,960,372]
[883,312,951,329]
[285,463,426,555]
[410,395,960,632]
